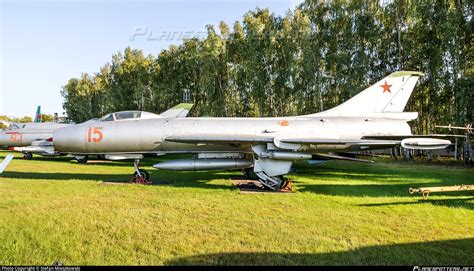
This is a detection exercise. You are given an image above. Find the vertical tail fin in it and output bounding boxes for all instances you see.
[34,106,41,123]
[159,103,194,118]
[317,71,424,116]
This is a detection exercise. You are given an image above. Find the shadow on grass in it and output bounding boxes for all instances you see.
[3,151,472,196]
[165,238,474,266]
[295,165,467,183]
[0,151,193,167]
[2,170,238,191]
[359,197,474,210]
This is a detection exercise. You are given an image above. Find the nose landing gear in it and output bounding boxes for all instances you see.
[23,152,33,160]
[130,159,152,184]
[75,155,88,164]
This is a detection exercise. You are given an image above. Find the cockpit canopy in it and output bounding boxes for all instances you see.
[98,111,161,122]
[4,123,25,130]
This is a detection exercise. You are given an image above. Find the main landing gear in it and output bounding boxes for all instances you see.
[255,171,292,191]
[130,159,152,184]
[244,167,292,191]
[250,144,294,191]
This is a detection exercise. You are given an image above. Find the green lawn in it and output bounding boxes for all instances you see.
[0,151,473,265]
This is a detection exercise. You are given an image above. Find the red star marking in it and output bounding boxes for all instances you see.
[380,80,392,93]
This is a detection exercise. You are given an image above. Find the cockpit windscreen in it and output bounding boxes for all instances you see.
[99,111,142,122]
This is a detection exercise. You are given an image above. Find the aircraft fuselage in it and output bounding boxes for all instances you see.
[53,116,411,154]
[0,123,72,147]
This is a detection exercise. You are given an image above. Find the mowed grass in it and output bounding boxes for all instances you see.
[0,151,473,266]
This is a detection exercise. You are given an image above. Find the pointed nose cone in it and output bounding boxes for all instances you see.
[53,125,85,153]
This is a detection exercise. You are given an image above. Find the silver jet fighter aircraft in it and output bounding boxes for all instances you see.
[1,103,193,160]
[53,71,451,190]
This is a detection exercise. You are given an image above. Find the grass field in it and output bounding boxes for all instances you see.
[0,151,473,266]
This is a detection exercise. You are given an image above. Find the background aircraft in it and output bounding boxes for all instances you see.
[53,71,451,190]
[0,106,72,159]
[34,106,42,123]
[0,106,42,129]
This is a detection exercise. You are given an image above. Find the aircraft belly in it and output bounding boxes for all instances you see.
[159,141,250,153]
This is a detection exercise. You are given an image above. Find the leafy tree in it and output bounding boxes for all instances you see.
[60,0,473,132]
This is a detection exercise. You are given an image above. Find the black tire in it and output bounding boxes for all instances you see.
[133,169,150,181]
[23,152,33,160]
[97,155,106,160]
[264,175,286,190]
[258,175,286,191]
[244,167,258,180]
[77,156,88,164]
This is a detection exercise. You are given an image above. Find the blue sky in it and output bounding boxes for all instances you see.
[1,0,302,118]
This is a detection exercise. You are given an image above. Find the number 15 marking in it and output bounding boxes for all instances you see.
[87,127,103,142]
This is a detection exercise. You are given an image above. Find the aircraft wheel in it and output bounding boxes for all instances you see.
[244,167,258,180]
[23,152,33,160]
[261,175,289,191]
[133,169,150,181]
[77,156,88,164]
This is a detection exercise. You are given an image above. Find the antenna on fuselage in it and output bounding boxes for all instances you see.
[183,89,190,103]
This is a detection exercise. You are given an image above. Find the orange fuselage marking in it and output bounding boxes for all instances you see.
[6,132,22,142]
[87,127,103,143]
[380,80,392,93]
[278,120,289,127]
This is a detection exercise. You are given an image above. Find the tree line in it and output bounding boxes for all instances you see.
[61,0,473,134]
